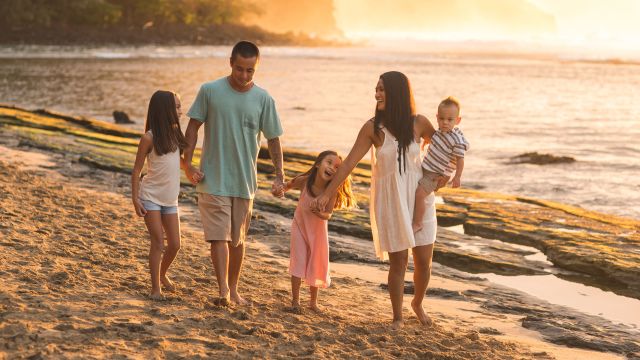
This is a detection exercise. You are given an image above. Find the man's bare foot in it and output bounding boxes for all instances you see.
[149,292,165,301]
[390,319,404,330]
[308,303,322,313]
[411,299,433,327]
[161,276,176,292]
[412,222,423,233]
[230,292,249,306]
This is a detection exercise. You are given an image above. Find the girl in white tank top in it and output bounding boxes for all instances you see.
[131,90,189,300]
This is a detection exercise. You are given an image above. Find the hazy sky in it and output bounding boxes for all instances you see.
[333,0,640,53]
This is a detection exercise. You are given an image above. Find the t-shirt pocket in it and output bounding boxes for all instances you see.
[242,116,259,132]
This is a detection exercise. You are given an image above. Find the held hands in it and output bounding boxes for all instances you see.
[310,194,330,213]
[186,165,204,185]
[133,198,147,217]
[271,177,285,198]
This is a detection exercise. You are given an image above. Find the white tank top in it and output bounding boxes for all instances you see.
[139,131,181,206]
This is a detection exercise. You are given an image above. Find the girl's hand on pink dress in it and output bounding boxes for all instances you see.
[133,199,147,217]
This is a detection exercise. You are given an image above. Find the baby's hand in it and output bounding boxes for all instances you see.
[451,176,461,188]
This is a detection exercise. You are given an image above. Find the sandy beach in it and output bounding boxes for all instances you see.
[0,129,631,359]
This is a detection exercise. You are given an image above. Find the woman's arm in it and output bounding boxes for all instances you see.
[312,193,338,220]
[311,120,375,211]
[131,133,153,217]
[416,114,449,189]
[415,114,436,143]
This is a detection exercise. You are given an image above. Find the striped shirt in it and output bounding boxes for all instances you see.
[422,128,469,176]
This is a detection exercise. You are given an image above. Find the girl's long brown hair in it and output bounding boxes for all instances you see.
[145,90,187,155]
[374,71,416,174]
[296,150,357,211]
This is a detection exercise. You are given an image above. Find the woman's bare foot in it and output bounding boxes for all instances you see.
[149,292,165,301]
[161,276,176,292]
[390,319,404,330]
[411,299,433,327]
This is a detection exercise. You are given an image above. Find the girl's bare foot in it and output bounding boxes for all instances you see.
[390,319,404,330]
[411,299,433,327]
[230,292,248,306]
[308,303,322,313]
[212,289,231,307]
[161,276,176,292]
[286,300,302,314]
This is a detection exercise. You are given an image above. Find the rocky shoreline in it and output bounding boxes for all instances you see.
[1,104,639,358]
[2,104,637,299]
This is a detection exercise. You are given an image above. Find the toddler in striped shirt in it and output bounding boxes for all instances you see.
[413,96,469,233]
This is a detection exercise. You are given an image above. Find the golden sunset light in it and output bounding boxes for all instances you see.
[333,0,640,54]
[1,1,639,359]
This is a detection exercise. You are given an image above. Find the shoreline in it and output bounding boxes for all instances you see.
[1,106,639,358]
[0,145,629,360]
[1,104,639,300]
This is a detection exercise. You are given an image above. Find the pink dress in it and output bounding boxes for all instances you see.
[289,186,331,288]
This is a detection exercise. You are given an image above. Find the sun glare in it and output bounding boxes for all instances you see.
[334,0,640,56]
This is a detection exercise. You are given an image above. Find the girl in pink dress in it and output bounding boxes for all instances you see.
[284,150,357,312]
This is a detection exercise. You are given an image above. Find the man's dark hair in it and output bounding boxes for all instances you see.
[231,41,260,62]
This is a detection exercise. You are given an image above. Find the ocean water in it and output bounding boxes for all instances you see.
[1,45,638,219]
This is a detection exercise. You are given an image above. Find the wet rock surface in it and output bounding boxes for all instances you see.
[437,188,640,299]
[464,285,640,358]
[508,152,576,165]
[3,104,640,358]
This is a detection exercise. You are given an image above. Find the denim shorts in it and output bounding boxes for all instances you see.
[140,199,178,215]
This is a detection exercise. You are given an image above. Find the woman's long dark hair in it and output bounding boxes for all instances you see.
[145,90,187,155]
[374,71,416,174]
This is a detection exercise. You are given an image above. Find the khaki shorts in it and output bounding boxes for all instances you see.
[418,169,442,194]
[198,193,253,247]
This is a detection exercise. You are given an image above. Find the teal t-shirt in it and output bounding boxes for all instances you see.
[187,77,283,199]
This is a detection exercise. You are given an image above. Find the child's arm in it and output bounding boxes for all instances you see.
[284,175,308,192]
[311,193,338,220]
[131,134,153,217]
[451,157,464,188]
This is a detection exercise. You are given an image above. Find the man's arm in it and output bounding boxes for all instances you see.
[184,118,204,184]
[267,137,285,197]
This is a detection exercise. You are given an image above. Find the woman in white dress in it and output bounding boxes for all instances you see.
[313,71,446,329]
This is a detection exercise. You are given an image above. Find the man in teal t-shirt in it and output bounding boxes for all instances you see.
[184,41,285,306]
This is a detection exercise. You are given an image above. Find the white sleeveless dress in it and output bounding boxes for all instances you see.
[370,127,437,260]
[139,131,181,206]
